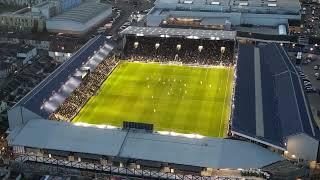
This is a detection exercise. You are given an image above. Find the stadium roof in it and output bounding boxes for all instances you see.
[154,0,300,13]
[200,17,229,26]
[232,43,320,149]
[12,35,114,118]
[8,119,284,169]
[120,26,236,40]
[50,1,111,24]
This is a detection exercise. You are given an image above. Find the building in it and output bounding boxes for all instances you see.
[46,0,112,35]
[57,0,81,12]
[0,0,82,32]
[16,44,37,64]
[0,0,45,6]
[31,1,60,19]
[145,0,301,35]
[0,43,37,79]
[0,101,8,114]
[0,61,15,78]
[0,7,46,32]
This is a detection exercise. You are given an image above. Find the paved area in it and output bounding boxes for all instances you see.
[301,2,320,38]
[300,54,320,126]
[108,0,154,36]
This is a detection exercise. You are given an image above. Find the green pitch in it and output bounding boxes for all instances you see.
[73,62,234,137]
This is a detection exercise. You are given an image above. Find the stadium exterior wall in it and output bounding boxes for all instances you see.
[155,11,300,27]
[287,133,319,160]
[148,9,301,26]
[8,106,42,131]
[46,8,112,35]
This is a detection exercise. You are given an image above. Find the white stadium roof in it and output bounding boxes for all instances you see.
[120,26,236,40]
[46,1,112,35]
[51,1,111,23]
[8,119,284,168]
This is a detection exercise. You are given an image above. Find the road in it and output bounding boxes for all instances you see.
[108,0,155,35]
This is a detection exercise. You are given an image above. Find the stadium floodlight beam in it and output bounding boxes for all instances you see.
[42,101,57,113]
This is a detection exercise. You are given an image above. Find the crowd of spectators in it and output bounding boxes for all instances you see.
[124,36,235,66]
[49,58,118,121]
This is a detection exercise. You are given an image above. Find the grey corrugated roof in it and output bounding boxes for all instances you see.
[50,1,111,23]
[9,119,284,168]
[200,17,229,26]
[154,0,300,10]
[9,119,126,156]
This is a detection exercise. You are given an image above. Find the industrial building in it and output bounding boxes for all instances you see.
[46,0,112,35]
[146,0,301,35]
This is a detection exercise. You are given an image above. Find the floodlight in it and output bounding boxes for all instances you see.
[220,47,226,53]
[198,45,203,52]
[155,43,160,49]
[134,42,139,48]
[176,44,181,50]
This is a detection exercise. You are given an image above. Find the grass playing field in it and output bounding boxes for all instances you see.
[73,61,234,137]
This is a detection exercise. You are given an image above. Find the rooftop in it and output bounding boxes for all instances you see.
[120,26,236,40]
[8,119,284,169]
[154,0,301,12]
[49,1,111,24]
[232,43,320,148]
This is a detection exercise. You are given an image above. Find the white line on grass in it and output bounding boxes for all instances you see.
[218,67,231,137]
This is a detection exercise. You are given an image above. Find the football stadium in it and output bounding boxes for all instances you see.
[5,27,320,179]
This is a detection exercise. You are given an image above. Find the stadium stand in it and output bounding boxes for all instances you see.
[232,43,320,160]
[50,57,118,121]
[124,36,234,65]
[8,35,114,129]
